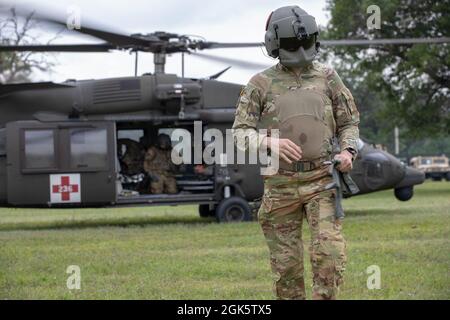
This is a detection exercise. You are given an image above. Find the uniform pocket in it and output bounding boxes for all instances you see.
[340,90,356,121]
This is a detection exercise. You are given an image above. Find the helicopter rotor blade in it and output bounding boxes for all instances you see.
[321,37,450,46]
[0,5,153,48]
[191,52,270,70]
[0,82,75,96]
[3,38,447,53]
[36,17,151,47]
[207,66,232,80]
[194,42,264,50]
[2,4,448,58]
[194,38,450,50]
[0,44,115,52]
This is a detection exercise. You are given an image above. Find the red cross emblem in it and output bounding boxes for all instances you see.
[51,175,80,202]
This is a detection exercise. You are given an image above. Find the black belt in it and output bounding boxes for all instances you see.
[279,157,330,172]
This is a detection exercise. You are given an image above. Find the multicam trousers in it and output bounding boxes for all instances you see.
[149,172,177,194]
[258,166,347,300]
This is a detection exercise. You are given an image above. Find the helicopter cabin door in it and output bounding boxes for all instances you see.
[6,120,117,206]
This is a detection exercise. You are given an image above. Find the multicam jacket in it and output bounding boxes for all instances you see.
[232,61,360,160]
[143,146,173,173]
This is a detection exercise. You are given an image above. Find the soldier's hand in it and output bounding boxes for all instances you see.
[262,137,302,164]
[334,150,353,172]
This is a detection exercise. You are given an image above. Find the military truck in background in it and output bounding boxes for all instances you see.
[409,156,450,181]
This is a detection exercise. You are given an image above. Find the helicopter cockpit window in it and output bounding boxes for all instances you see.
[23,129,55,169]
[70,128,108,169]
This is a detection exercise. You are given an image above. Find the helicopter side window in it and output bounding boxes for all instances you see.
[118,130,144,142]
[23,129,56,169]
[70,128,108,169]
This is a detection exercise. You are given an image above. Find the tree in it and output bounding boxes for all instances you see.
[0,8,57,83]
[323,0,449,155]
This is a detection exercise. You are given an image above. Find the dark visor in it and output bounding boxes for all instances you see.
[279,35,316,51]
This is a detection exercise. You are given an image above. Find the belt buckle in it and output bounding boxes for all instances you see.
[295,162,306,172]
[295,161,315,172]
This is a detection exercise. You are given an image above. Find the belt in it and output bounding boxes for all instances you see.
[279,157,330,172]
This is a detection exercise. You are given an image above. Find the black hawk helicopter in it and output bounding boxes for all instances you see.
[0,8,440,222]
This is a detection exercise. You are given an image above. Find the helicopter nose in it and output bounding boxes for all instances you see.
[395,166,425,189]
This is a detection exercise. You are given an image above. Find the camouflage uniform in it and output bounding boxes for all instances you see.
[143,146,178,194]
[232,62,359,299]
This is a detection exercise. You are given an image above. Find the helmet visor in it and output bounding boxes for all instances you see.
[280,35,316,52]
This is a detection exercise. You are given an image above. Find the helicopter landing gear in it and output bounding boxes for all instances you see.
[199,204,216,218]
[394,186,414,201]
[215,197,252,223]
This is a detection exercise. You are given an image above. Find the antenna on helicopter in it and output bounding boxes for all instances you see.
[134,51,138,76]
[181,52,185,78]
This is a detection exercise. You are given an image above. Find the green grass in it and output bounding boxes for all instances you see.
[0,181,449,300]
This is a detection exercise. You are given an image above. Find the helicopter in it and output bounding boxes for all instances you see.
[0,8,440,222]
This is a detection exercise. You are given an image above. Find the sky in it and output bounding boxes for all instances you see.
[1,0,330,85]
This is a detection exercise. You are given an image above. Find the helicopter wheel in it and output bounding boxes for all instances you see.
[216,197,252,223]
[394,186,414,201]
[199,204,216,218]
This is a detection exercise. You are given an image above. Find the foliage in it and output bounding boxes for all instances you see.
[322,0,449,156]
[0,8,56,83]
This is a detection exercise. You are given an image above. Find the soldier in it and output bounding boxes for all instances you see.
[117,138,145,176]
[232,6,359,300]
[143,133,178,194]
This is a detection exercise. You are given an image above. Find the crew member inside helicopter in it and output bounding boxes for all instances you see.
[143,133,178,194]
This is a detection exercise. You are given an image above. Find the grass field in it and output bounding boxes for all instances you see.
[0,181,449,300]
